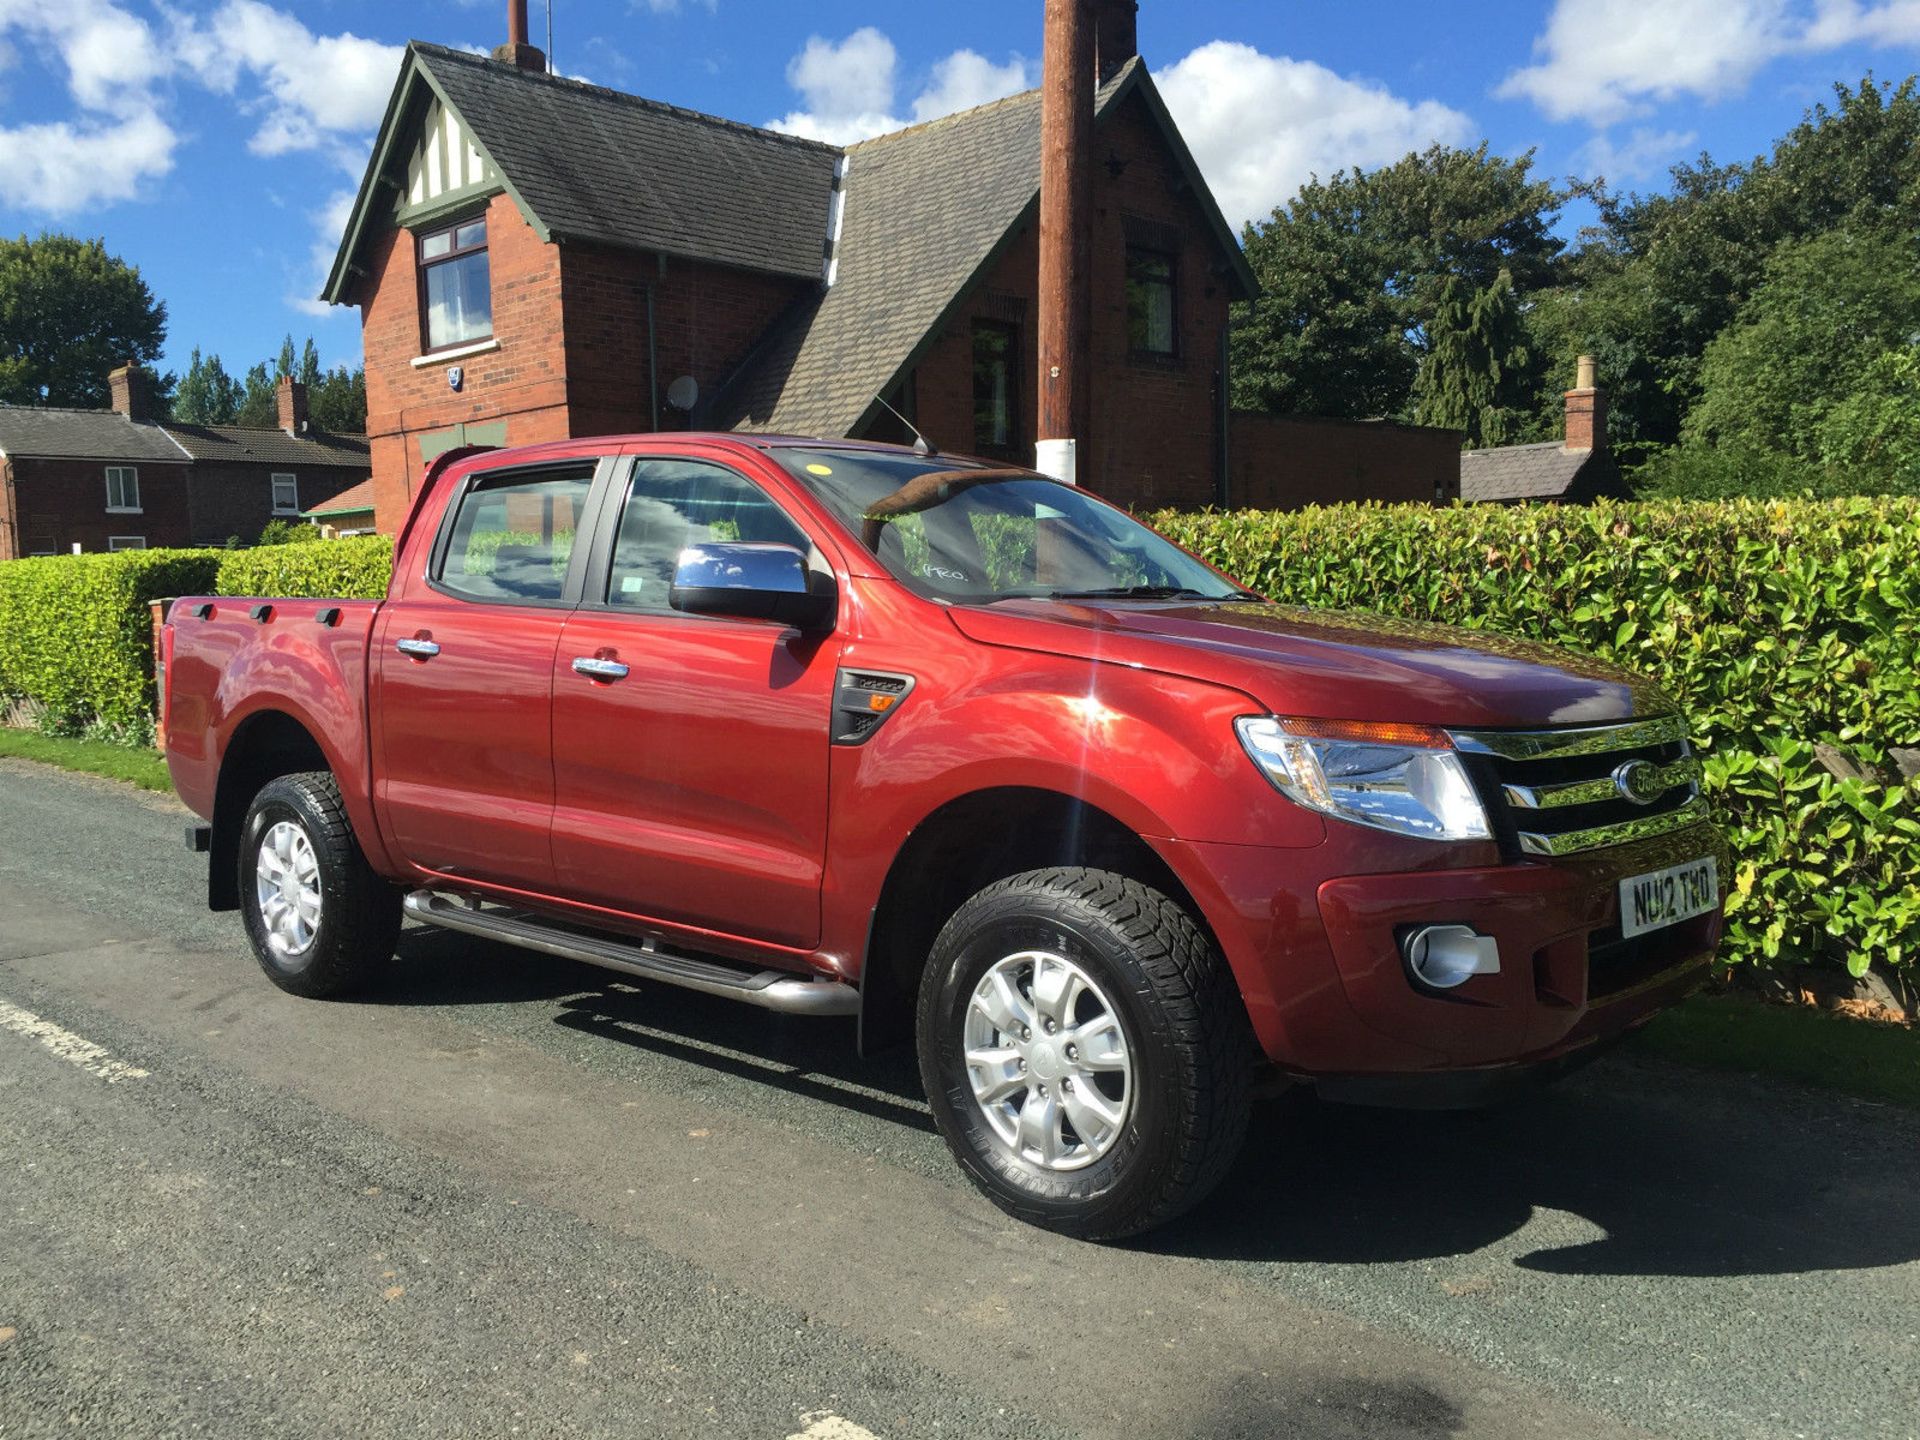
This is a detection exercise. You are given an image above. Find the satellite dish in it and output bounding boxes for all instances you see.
[666,375,700,411]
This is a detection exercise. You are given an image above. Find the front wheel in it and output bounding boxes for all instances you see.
[916,867,1254,1240]
[238,771,400,998]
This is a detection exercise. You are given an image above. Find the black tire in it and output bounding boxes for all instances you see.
[237,771,401,998]
[916,867,1254,1240]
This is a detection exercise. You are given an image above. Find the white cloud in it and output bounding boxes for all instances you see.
[767,28,1032,144]
[630,0,717,12]
[172,1,402,162]
[911,50,1034,124]
[289,187,357,316]
[1158,41,1474,227]
[0,0,177,211]
[1499,0,1920,127]
[1576,126,1699,184]
[0,110,176,213]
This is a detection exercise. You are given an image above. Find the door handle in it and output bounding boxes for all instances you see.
[571,656,630,681]
[395,637,440,659]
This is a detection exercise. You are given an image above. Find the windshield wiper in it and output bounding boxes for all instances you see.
[1048,585,1256,603]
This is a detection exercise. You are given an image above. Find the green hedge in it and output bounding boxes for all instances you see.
[0,549,224,730]
[1150,497,1920,984]
[214,535,395,600]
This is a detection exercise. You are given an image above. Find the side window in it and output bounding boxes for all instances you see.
[436,465,594,604]
[606,460,809,611]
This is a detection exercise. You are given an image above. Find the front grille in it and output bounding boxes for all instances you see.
[1449,714,1708,857]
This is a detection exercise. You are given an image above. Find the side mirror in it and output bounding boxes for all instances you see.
[669,542,836,631]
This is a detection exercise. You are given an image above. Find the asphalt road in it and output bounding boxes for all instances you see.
[1,759,1916,1440]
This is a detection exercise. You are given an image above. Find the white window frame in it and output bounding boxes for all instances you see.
[105,466,141,513]
[271,472,300,516]
[107,535,147,551]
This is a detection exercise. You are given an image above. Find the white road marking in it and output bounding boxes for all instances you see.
[0,999,149,1083]
[786,1413,883,1440]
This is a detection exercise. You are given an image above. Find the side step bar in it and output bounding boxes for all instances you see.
[402,890,859,1017]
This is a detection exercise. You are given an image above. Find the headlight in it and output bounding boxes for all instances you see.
[1234,716,1491,842]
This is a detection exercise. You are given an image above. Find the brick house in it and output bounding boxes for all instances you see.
[0,368,371,559]
[323,16,1458,528]
[1459,357,1623,505]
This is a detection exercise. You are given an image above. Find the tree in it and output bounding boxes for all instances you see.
[173,347,243,425]
[0,233,168,408]
[1232,144,1564,426]
[308,365,367,432]
[1414,270,1534,447]
[1817,348,1920,489]
[297,338,322,388]
[1682,229,1920,459]
[235,361,278,428]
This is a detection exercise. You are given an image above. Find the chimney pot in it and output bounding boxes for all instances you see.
[108,364,154,424]
[492,0,546,71]
[1565,355,1606,453]
[276,375,309,435]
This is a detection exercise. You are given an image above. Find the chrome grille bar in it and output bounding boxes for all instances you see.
[1514,796,1713,856]
[1503,754,1700,810]
[1448,712,1687,761]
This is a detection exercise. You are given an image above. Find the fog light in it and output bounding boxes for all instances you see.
[1402,924,1500,990]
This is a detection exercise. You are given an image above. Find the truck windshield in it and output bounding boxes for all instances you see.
[772,448,1254,605]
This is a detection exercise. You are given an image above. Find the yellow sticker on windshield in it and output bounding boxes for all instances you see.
[805,463,833,476]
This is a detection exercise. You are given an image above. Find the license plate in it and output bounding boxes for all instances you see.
[1619,857,1719,939]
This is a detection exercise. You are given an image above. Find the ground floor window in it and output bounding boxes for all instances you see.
[107,536,147,551]
[972,320,1021,457]
[271,472,299,515]
[1125,247,1178,356]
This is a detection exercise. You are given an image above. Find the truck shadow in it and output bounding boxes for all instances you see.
[378,928,1919,1281]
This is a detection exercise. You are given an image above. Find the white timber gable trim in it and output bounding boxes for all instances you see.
[398,94,502,223]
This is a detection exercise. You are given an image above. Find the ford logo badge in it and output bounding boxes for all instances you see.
[1611,758,1664,806]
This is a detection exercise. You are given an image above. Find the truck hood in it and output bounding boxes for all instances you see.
[946,600,1670,729]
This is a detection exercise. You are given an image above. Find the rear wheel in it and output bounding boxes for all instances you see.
[238,771,400,998]
[916,867,1253,1240]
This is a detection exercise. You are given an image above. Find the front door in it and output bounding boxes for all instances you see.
[372,459,598,890]
[550,456,838,949]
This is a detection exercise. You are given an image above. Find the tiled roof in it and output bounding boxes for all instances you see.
[411,43,841,282]
[162,424,370,469]
[0,405,189,463]
[302,477,376,518]
[1459,442,1595,502]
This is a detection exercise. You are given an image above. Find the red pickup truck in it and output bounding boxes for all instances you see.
[164,434,1726,1237]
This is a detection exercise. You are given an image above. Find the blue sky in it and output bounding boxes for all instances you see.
[3,0,1917,385]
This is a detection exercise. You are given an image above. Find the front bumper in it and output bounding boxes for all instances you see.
[1157,819,1727,1081]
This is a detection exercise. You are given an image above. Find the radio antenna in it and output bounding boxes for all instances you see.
[872,392,935,456]
[545,0,554,70]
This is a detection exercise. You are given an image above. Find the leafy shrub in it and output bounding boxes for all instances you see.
[214,535,395,599]
[0,549,224,731]
[1151,496,1920,983]
[255,518,323,546]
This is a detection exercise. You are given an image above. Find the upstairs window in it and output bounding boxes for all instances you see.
[105,466,140,512]
[271,473,299,516]
[971,320,1021,458]
[420,216,492,351]
[1125,248,1177,357]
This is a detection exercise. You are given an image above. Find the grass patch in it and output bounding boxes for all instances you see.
[1632,989,1919,1109]
[0,728,173,792]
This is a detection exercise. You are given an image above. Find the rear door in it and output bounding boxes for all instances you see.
[372,457,607,890]
[549,454,841,948]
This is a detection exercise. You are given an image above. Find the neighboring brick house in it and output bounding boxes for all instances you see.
[323,23,1459,527]
[1460,357,1623,505]
[0,368,372,559]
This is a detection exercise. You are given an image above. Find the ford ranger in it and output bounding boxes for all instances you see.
[163,434,1726,1238]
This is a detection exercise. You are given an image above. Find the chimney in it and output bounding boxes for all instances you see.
[1564,353,1607,453]
[492,0,546,72]
[276,375,309,434]
[1036,0,1095,484]
[1094,0,1139,83]
[108,364,154,424]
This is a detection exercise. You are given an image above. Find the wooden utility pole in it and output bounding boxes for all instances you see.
[1036,0,1094,483]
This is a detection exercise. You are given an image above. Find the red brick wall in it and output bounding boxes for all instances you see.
[185,463,370,546]
[902,92,1231,511]
[561,245,806,438]
[354,192,571,527]
[1228,413,1463,509]
[0,458,193,556]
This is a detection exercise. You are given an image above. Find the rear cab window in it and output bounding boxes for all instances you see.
[432,464,596,604]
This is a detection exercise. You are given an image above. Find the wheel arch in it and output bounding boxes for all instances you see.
[857,785,1227,1056]
[208,709,334,911]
